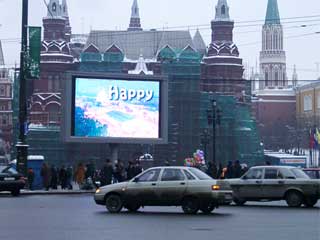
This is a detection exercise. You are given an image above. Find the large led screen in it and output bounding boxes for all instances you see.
[73,78,160,139]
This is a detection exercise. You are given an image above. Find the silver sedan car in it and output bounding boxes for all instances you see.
[94,166,233,214]
[227,166,320,207]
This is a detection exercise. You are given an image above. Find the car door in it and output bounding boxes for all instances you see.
[157,168,187,205]
[125,168,161,205]
[261,168,286,199]
[232,168,264,199]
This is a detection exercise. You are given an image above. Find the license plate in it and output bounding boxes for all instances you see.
[4,177,15,181]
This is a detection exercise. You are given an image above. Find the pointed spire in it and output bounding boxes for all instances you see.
[0,40,4,66]
[214,0,231,21]
[131,0,140,19]
[47,0,61,18]
[61,0,69,18]
[265,0,281,25]
[128,0,142,31]
[193,29,206,55]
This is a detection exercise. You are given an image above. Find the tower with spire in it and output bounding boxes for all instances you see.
[201,0,245,95]
[260,0,287,89]
[128,0,142,31]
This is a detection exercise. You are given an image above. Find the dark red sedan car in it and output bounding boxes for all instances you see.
[0,165,25,196]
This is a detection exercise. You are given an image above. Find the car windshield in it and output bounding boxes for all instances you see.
[291,168,310,179]
[188,168,212,180]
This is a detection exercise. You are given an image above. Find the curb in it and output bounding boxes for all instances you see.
[0,190,95,196]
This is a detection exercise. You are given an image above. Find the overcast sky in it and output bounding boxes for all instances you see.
[0,0,319,80]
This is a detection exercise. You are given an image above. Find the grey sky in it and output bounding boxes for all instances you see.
[0,0,319,80]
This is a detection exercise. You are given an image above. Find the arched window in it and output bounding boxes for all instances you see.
[52,3,56,12]
[221,5,226,15]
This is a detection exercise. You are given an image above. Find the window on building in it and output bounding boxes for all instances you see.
[52,2,56,12]
[221,5,226,15]
[2,115,7,126]
[0,86,5,96]
[317,93,320,109]
[303,95,312,112]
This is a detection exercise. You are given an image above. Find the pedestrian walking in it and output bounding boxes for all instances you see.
[114,159,125,183]
[207,161,218,179]
[40,163,50,191]
[126,160,135,180]
[133,160,143,177]
[27,168,35,190]
[75,163,86,187]
[101,159,113,185]
[50,165,58,190]
[59,166,67,189]
[225,161,233,179]
[232,160,242,178]
[66,166,73,190]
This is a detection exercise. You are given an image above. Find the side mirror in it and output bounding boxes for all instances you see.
[242,175,247,180]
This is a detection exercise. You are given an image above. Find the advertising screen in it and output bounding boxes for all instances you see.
[73,77,160,139]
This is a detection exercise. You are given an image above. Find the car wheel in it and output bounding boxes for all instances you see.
[182,197,199,214]
[125,203,140,212]
[105,194,123,213]
[304,197,318,208]
[285,191,303,207]
[233,197,246,206]
[200,203,215,214]
[11,189,20,197]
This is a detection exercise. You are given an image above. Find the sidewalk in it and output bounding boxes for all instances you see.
[0,183,96,196]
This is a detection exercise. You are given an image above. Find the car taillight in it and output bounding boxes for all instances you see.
[212,185,220,190]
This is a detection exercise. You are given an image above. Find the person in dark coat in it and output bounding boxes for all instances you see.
[101,159,113,185]
[217,162,223,179]
[126,161,135,180]
[133,161,143,177]
[207,161,218,179]
[232,160,242,178]
[27,168,35,190]
[225,161,234,179]
[66,166,73,190]
[114,160,125,183]
[40,163,50,191]
[59,166,67,190]
[50,165,58,190]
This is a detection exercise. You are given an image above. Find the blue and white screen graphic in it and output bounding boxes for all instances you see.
[74,78,160,139]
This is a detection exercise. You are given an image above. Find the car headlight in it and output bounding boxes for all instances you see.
[212,185,220,190]
[95,188,101,194]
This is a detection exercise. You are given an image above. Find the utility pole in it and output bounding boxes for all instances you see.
[16,0,29,176]
[212,100,217,164]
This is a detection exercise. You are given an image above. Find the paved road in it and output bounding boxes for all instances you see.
[0,194,319,240]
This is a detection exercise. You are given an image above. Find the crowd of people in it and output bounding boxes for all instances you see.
[206,160,248,179]
[27,159,250,191]
[28,159,143,191]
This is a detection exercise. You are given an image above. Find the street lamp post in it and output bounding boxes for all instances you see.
[201,129,210,162]
[207,99,221,164]
[16,0,29,176]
